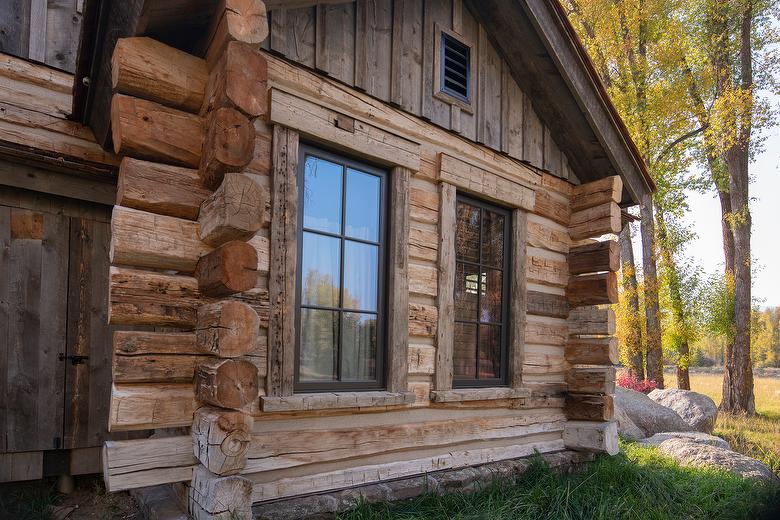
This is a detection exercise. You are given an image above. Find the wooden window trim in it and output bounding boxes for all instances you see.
[433,24,476,114]
[434,182,526,400]
[266,125,412,408]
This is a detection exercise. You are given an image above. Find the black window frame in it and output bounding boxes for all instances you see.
[294,143,388,393]
[453,194,512,388]
[440,32,472,104]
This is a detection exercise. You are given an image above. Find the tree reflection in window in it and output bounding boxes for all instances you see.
[453,196,510,387]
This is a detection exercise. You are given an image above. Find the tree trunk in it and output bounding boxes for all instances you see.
[618,223,644,380]
[640,192,664,388]
[655,210,690,390]
[720,2,755,415]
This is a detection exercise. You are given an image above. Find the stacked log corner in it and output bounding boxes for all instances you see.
[563,176,622,456]
[105,4,269,518]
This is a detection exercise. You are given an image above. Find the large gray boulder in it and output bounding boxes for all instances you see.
[639,432,730,450]
[614,403,645,441]
[656,438,780,484]
[648,388,718,434]
[614,387,693,438]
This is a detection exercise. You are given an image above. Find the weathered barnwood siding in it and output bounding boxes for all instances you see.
[0,0,83,73]
[262,0,576,181]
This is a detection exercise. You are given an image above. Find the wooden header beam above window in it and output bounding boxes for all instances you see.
[268,88,421,171]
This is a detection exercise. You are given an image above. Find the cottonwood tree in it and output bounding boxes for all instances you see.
[679,0,778,414]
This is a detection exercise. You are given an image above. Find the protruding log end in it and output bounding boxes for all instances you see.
[195,240,258,296]
[192,407,253,475]
[199,107,256,190]
[196,300,260,357]
[198,172,268,246]
[196,359,259,410]
[188,464,252,519]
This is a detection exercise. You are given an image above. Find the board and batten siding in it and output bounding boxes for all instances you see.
[262,0,576,182]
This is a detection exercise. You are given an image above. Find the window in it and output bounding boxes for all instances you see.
[453,195,511,387]
[440,32,471,103]
[295,145,387,391]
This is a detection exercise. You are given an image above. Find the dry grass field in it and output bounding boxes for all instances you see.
[666,371,780,475]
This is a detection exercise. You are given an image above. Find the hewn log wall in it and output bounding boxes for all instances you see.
[101,0,625,512]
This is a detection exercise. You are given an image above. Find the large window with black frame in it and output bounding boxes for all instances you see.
[295,144,387,391]
[453,195,511,387]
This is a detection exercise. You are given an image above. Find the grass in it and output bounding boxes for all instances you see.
[341,443,780,520]
[665,371,780,475]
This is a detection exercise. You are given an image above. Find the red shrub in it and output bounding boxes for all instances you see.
[617,373,657,394]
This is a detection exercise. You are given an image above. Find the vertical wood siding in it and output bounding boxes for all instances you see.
[265,0,575,181]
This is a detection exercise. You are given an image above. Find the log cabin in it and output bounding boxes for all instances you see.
[0,0,655,518]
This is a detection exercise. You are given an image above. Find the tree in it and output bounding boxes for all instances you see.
[618,221,644,379]
[678,0,779,413]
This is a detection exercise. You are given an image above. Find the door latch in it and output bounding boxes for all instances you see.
[58,353,88,365]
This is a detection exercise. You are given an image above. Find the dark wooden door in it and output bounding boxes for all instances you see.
[0,206,69,452]
[0,193,119,453]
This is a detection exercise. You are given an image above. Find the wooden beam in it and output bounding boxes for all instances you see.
[109,266,201,327]
[569,202,621,241]
[438,153,535,211]
[571,176,622,212]
[565,337,619,365]
[196,301,259,358]
[268,88,421,171]
[198,172,267,246]
[116,157,211,220]
[527,290,569,319]
[533,190,570,226]
[435,183,456,391]
[267,126,299,397]
[568,240,620,275]
[566,366,616,394]
[110,205,211,273]
[112,36,208,113]
[509,209,528,387]
[198,107,256,189]
[196,359,259,410]
[203,41,268,118]
[113,353,211,383]
[565,394,614,422]
[568,306,616,336]
[195,240,258,296]
[386,167,410,393]
[114,330,199,355]
[109,383,197,431]
[203,0,269,69]
[567,272,618,307]
[192,408,253,476]
[111,94,203,167]
[563,420,618,455]
[103,436,196,491]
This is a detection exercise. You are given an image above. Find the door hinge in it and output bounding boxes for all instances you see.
[58,353,88,365]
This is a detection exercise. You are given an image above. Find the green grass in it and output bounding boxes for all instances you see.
[341,443,779,520]
[665,372,780,474]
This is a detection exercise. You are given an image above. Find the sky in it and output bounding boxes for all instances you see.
[631,92,780,308]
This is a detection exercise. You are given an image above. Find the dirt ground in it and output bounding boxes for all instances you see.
[0,475,141,520]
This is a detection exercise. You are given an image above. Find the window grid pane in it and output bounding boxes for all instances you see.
[454,197,510,386]
[296,148,386,390]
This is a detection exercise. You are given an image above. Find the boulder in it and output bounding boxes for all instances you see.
[614,404,645,441]
[639,432,730,450]
[656,438,780,484]
[648,388,718,434]
[614,387,693,438]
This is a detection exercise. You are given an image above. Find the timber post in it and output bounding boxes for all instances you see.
[107,1,269,517]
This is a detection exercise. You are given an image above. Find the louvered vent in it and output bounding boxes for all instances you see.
[441,33,471,102]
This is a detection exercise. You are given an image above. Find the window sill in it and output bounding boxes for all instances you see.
[429,387,531,403]
[261,391,416,412]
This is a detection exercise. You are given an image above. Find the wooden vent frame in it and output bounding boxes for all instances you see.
[433,25,475,114]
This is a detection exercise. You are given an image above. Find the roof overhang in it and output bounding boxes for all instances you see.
[466,0,655,205]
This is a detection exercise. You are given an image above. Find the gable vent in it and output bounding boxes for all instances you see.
[441,33,471,102]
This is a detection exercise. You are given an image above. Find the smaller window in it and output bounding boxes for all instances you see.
[440,33,471,103]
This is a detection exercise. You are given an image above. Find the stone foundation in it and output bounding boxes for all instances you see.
[253,450,595,520]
